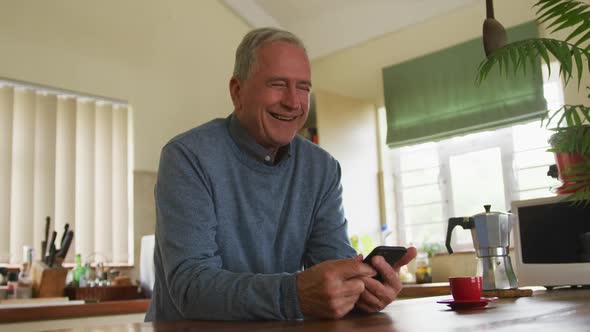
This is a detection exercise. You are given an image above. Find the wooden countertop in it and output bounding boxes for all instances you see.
[398,282,450,298]
[0,299,150,323]
[26,288,590,331]
[0,283,448,323]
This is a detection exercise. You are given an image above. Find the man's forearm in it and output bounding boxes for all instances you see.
[163,261,303,320]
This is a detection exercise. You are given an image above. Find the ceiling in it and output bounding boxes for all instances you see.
[223,0,481,60]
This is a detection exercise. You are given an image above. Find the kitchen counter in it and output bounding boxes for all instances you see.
[0,299,149,323]
[397,282,450,298]
[0,283,449,324]
[28,287,590,331]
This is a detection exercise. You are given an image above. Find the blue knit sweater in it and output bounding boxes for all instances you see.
[145,116,356,321]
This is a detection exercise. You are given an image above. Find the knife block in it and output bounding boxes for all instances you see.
[31,261,68,298]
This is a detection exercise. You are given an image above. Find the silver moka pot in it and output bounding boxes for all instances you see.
[445,205,518,290]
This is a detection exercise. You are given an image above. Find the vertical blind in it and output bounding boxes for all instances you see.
[0,81,133,265]
[383,21,547,147]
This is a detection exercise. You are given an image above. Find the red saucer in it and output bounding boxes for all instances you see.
[436,297,499,310]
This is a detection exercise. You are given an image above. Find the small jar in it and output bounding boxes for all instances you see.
[17,264,32,299]
[6,272,18,299]
[0,267,7,285]
[17,280,32,299]
[415,253,432,284]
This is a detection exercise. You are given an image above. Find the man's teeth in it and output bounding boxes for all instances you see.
[270,113,296,121]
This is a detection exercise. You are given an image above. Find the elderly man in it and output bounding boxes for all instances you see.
[146,27,416,321]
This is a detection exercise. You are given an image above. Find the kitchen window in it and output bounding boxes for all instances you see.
[386,63,563,251]
[0,79,133,266]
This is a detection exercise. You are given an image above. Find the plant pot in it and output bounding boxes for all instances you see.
[554,152,584,194]
[555,152,584,181]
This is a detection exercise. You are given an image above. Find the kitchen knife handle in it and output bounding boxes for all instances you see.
[41,240,47,261]
[60,223,70,247]
[42,216,51,258]
[45,231,57,264]
[44,217,51,243]
[58,230,74,259]
[48,244,56,267]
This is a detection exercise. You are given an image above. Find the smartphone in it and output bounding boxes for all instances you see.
[363,246,408,282]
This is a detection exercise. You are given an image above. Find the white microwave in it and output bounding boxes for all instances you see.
[511,196,590,288]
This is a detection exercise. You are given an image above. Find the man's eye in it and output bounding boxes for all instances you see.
[297,85,311,92]
[270,82,287,87]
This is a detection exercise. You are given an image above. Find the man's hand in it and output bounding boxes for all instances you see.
[355,246,417,313]
[296,257,376,319]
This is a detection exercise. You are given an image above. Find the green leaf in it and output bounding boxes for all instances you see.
[542,39,573,84]
[564,182,588,191]
[552,7,587,35]
[497,53,505,77]
[528,44,538,80]
[580,104,590,123]
[573,29,590,49]
[565,108,574,126]
[502,49,511,77]
[479,56,497,82]
[583,128,590,153]
[565,20,590,44]
[535,40,552,70]
[571,107,583,126]
[572,48,584,87]
[538,1,569,23]
[509,46,520,75]
[535,0,561,10]
[556,108,567,127]
[569,135,576,151]
[568,189,590,207]
[546,106,564,127]
[543,2,579,26]
[569,191,590,207]
[546,2,581,30]
[518,45,528,76]
[535,0,562,15]
[555,41,573,84]
[555,5,586,24]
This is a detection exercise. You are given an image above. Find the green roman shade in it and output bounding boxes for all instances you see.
[383,21,547,147]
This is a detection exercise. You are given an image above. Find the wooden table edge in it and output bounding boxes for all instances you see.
[398,282,451,298]
[0,298,150,323]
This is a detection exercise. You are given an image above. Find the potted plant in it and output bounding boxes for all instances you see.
[477,0,590,206]
[419,241,445,259]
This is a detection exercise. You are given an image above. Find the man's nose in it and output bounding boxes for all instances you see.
[281,86,300,110]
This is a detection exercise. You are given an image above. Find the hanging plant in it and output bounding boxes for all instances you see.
[477,0,590,206]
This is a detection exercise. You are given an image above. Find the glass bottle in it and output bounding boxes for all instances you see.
[73,254,87,287]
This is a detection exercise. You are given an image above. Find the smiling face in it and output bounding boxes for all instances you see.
[230,41,312,156]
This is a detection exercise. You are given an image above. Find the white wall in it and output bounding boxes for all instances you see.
[0,0,250,172]
[314,90,381,246]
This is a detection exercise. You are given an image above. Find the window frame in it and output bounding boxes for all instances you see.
[387,61,564,252]
[391,123,559,252]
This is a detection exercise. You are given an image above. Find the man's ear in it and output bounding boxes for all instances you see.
[229,77,242,111]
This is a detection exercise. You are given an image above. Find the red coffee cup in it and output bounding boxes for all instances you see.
[448,276,482,301]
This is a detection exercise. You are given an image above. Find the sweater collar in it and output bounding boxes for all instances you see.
[227,113,291,165]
